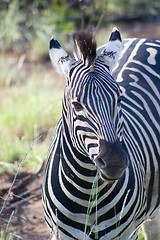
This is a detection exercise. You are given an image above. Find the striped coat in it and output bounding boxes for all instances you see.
[42,29,160,240]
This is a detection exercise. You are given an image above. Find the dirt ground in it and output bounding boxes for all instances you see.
[0,19,160,240]
[0,171,50,240]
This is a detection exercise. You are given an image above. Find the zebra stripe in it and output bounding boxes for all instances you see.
[114,38,160,217]
[42,30,160,239]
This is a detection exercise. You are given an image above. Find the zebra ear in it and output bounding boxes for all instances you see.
[49,36,74,77]
[96,28,122,71]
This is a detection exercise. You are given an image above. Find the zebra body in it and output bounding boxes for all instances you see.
[42,29,160,239]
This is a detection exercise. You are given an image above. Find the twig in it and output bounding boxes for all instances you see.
[78,0,108,37]
[8,192,42,209]
[0,196,5,200]
[0,216,12,223]
[87,0,95,32]
[0,174,35,196]
[10,193,28,202]
[6,186,42,208]
[0,135,42,215]
[9,186,42,204]
[12,174,34,190]
[4,211,14,239]
[93,0,108,37]
[79,0,85,30]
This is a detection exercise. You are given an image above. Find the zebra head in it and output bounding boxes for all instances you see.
[49,28,128,182]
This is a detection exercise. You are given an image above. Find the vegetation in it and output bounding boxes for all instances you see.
[0,0,74,54]
[0,55,63,172]
[0,211,21,240]
[0,0,159,171]
[1,0,158,238]
[0,0,159,53]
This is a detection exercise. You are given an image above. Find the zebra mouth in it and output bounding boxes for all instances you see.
[99,167,126,182]
[100,173,117,182]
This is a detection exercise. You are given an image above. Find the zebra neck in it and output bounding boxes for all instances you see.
[60,115,99,189]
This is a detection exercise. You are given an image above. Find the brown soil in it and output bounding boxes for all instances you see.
[0,171,50,240]
[0,19,160,240]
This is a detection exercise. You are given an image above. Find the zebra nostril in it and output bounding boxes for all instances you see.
[96,158,107,169]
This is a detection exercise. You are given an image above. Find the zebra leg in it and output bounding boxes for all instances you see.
[142,209,160,240]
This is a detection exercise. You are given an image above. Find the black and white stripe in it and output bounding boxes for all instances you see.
[42,30,160,239]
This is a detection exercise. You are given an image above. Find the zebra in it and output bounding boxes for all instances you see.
[42,28,160,240]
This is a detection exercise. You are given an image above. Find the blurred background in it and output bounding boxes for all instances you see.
[0,0,160,239]
[0,0,160,173]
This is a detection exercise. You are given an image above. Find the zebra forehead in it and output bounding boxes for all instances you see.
[70,74,120,101]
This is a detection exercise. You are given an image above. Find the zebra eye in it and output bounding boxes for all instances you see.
[72,101,83,111]
[117,96,122,106]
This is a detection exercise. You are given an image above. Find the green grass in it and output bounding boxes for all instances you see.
[83,171,99,240]
[0,211,22,240]
[83,171,145,239]
[0,55,63,172]
[0,229,21,240]
[138,228,145,240]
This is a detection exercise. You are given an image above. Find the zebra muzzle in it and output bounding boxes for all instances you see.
[94,140,128,181]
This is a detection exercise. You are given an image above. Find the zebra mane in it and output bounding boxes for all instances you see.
[74,31,97,66]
